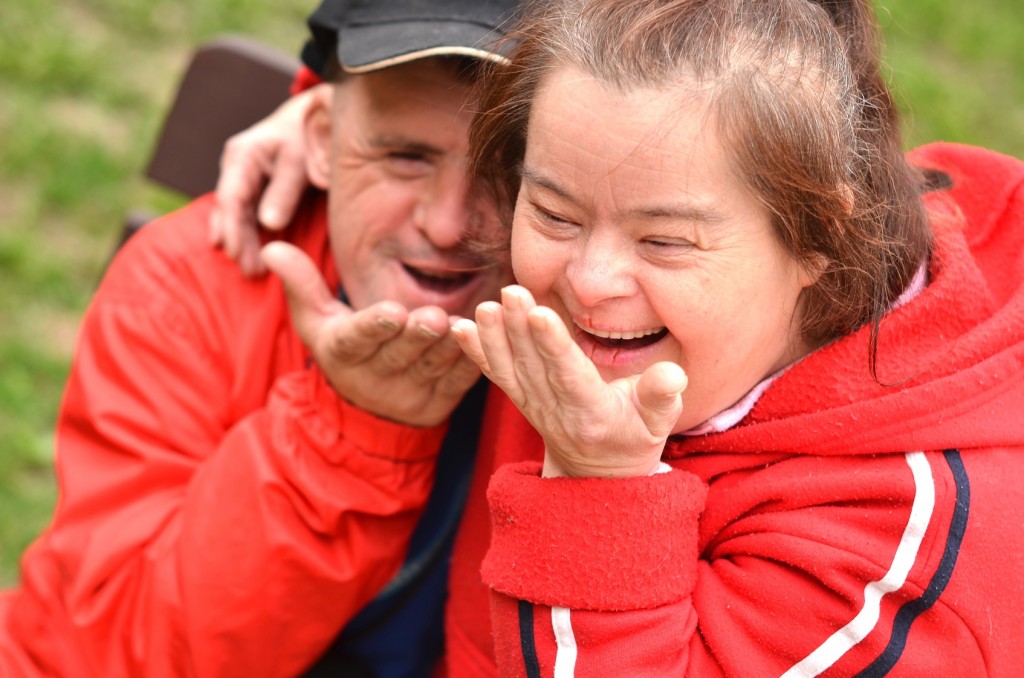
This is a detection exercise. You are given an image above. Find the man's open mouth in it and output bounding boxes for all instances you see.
[402,263,477,293]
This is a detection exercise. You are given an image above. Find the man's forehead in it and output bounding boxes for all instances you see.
[335,63,475,153]
[344,58,477,110]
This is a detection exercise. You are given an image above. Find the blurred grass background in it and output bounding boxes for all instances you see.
[0,0,1022,586]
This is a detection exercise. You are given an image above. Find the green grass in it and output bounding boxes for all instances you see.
[878,0,1024,157]
[1,0,1022,587]
[0,0,311,585]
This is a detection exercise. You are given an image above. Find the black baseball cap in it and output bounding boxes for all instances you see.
[301,0,520,76]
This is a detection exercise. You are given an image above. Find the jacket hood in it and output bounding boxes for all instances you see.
[671,143,1024,458]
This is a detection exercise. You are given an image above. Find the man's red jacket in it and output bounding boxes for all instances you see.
[0,194,454,677]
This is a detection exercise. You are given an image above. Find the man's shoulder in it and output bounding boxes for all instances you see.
[105,194,236,298]
[105,192,330,305]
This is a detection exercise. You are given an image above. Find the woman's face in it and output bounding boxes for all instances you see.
[511,66,819,433]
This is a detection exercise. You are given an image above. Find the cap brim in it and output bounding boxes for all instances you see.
[337,20,509,74]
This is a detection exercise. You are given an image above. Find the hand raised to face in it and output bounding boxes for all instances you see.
[452,285,688,477]
[210,85,332,277]
[262,241,481,427]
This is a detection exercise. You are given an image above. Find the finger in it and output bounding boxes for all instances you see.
[450,318,491,375]
[366,306,451,375]
[261,241,347,343]
[474,301,516,384]
[214,136,268,261]
[499,285,537,342]
[403,327,467,384]
[219,180,261,262]
[209,206,224,247]
[320,300,410,365]
[257,145,309,230]
[499,286,548,391]
[472,301,527,406]
[634,362,687,438]
[236,217,268,277]
[525,305,601,402]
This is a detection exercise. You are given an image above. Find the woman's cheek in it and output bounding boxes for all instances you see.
[510,228,555,291]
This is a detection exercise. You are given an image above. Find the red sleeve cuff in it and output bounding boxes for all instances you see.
[482,461,707,611]
[274,368,449,464]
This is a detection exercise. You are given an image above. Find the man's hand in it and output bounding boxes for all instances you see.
[452,285,687,477]
[210,84,331,277]
[262,242,481,427]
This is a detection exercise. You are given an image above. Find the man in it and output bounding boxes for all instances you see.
[0,1,517,676]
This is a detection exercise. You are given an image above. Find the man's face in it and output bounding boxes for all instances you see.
[320,58,509,316]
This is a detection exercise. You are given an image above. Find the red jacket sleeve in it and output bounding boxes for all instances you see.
[6,197,446,677]
[482,450,980,677]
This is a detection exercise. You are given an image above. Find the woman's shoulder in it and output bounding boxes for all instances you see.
[908,142,1024,202]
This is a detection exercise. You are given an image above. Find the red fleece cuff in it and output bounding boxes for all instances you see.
[482,461,707,611]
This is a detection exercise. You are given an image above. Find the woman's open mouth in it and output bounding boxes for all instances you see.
[577,324,669,350]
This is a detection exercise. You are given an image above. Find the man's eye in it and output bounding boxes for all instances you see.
[389,152,427,163]
[386,152,431,178]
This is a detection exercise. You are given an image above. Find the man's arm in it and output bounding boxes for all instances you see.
[10,201,448,677]
[209,77,328,277]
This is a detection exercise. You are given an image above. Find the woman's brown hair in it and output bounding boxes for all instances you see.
[471,0,933,371]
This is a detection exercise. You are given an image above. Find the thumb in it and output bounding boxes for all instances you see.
[261,241,348,341]
[634,362,687,438]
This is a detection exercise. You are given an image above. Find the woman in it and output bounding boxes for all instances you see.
[209,0,1022,673]
[443,0,1024,675]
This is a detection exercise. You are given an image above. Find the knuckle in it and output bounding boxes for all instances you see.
[325,336,364,364]
[375,347,410,373]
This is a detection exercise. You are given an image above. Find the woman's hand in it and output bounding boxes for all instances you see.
[209,83,331,277]
[452,285,687,477]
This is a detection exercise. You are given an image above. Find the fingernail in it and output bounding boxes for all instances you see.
[260,207,282,227]
[477,302,499,327]
[417,323,441,338]
[377,316,400,331]
[501,287,522,310]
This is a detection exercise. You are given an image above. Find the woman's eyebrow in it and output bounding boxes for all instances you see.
[520,167,576,202]
[522,166,723,224]
[629,204,725,224]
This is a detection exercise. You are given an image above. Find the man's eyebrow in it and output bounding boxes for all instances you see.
[369,134,442,156]
[521,166,725,224]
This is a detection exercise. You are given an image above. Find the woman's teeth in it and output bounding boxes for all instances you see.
[576,323,669,349]
[582,326,665,340]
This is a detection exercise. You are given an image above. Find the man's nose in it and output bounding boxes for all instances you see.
[416,170,472,249]
[566,232,638,307]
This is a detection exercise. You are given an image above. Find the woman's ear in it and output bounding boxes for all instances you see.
[798,251,829,289]
[304,85,333,190]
